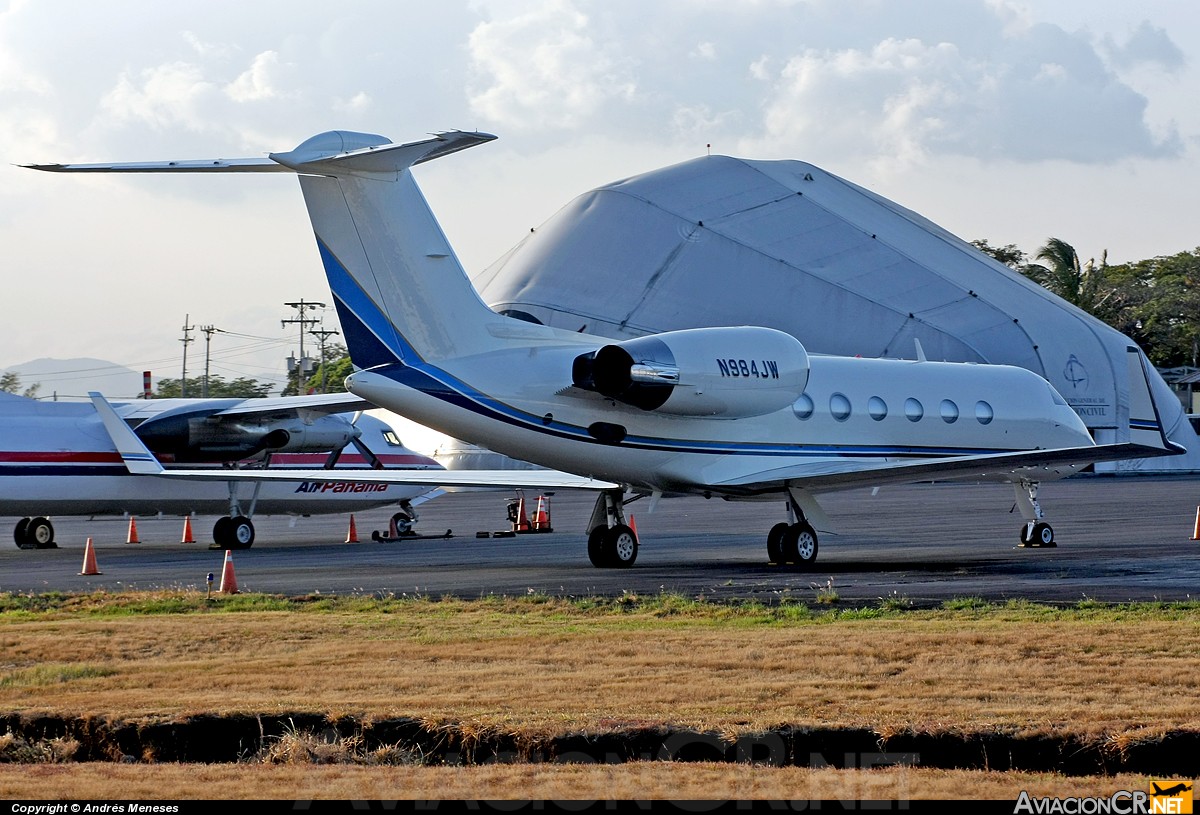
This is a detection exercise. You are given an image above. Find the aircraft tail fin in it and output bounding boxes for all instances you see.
[89,392,165,475]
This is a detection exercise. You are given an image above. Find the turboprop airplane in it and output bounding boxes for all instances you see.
[27,130,1184,568]
[0,390,444,549]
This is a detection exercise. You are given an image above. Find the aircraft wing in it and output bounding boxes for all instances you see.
[118,392,376,423]
[91,392,617,491]
[706,441,1185,496]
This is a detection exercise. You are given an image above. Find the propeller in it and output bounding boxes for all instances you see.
[322,412,384,470]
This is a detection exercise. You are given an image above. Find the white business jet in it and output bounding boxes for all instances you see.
[27,130,1183,568]
[0,390,443,549]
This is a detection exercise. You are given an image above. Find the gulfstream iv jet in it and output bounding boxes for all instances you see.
[26,130,1183,568]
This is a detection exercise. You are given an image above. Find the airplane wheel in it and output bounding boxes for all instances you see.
[14,517,33,549]
[783,522,818,568]
[604,524,638,568]
[766,522,789,563]
[230,516,255,549]
[213,517,233,548]
[587,527,610,568]
[24,517,55,549]
[1032,522,1055,547]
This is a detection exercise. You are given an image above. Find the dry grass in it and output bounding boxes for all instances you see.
[0,762,1168,800]
[0,593,1197,738]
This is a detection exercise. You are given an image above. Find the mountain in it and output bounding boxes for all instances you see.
[1,358,150,401]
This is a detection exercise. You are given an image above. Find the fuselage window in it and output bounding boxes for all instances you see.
[830,393,851,421]
[905,398,923,422]
[940,399,959,424]
[793,393,815,420]
[382,430,404,446]
[868,396,887,421]
[975,400,994,425]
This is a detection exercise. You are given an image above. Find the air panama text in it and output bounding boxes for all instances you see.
[294,482,390,494]
[717,358,780,379]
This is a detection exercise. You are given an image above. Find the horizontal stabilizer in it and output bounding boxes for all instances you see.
[24,131,496,178]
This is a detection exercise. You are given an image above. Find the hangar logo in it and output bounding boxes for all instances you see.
[1063,354,1088,390]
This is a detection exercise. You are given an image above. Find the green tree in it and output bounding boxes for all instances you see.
[971,239,1027,269]
[1022,237,1110,316]
[282,342,352,395]
[155,373,274,398]
[1103,249,1200,367]
[0,372,41,398]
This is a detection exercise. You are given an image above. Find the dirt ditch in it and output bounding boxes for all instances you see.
[3,712,1198,776]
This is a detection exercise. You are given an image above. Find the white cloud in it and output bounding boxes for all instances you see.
[225,51,284,103]
[1102,21,1185,73]
[101,62,218,131]
[466,0,637,129]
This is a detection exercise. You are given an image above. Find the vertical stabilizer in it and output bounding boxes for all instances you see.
[274,131,504,367]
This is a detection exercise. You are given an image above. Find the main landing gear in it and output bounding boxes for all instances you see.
[586,490,638,568]
[210,481,262,550]
[13,516,56,549]
[766,495,819,569]
[1015,479,1055,548]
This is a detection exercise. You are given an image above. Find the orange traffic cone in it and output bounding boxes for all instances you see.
[628,514,639,541]
[126,517,140,544]
[218,550,239,594]
[532,495,552,531]
[181,516,195,544]
[515,496,531,532]
[1191,507,1200,541]
[79,537,101,575]
[345,514,359,543]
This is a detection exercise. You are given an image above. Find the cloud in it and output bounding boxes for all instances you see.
[466,0,638,130]
[226,51,287,103]
[1102,20,1185,72]
[744,14,1183,165]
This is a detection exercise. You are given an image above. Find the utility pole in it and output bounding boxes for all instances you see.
[309,325,341,394]
[201,325,219,398]
[282,299,325,394]
[180,314,194,397]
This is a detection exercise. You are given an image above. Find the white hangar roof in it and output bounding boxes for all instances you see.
[473,155,1196,470]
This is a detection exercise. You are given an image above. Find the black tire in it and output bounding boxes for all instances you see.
[230,516,255,550]
[587,526,610,568]
[26,517,55,549]
[604,524,638,568]
[1032,522,1055,547]
[14,517,33,550]
[783,522,818,568]
[1019,523,1033,545]
[766,522,789,563]
[213,516,233,548]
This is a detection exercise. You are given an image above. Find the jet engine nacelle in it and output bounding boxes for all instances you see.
[135,412,358,461]
[572,326,810,418]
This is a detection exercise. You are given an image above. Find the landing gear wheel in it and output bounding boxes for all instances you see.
[766,522,789,564]
[604,524,638,568]
[229,516,255,550]
[14,517,32,550]
[782,522,819,568]
[212,517,233,549]
[212,516,255,549]
[16,517,55,549]
[1020,521,1055,548]
[587,526,610,568]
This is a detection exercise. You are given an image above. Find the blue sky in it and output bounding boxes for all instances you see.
[1,0,1196,396]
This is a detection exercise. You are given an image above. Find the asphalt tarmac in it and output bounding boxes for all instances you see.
[2,476,1199,604]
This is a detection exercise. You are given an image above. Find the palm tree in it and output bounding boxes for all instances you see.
[1023,237,1108,315]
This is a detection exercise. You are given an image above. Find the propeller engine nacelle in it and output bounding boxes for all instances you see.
[135,411,358,462]
[572,327,809,418]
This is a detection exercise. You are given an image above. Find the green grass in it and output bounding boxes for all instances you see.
[0,589,1197,626]
[0,663,118,688]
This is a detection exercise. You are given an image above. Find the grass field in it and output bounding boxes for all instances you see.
[1,591,1197,800]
